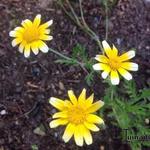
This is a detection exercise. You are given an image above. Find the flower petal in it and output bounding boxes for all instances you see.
[68,90,77,105]
[84,122,99,132]
[121,62,138,71]
[39,35,53,41]
[52,111,68,119]
[12,38,22,47]
[78,88,86,104]
[87,100,104,113]
[9,31,21,37]
[44,29,51,34]
[110,70,119,85]
[112,44,118,56]
[24,44,31,58]
[102,40,113,58]
[39,20,53,30]
[118,68,132,80]
[119,50,135,61]
[33,14,41,27]
[93,63,110,71]
[38,41,49,53]
[82,125,93,145]
[74,125,84,146]
[62,123,75,143]
[49,97,65,110]
[21,19,32,28]
[31,42,39,55]
[95,55,108,63]
[86,114,104,124]
[49,119,68,128]
[18,41,26,53]
[101,66,111,79]
[85,94,94,108]
[14,27,25,33]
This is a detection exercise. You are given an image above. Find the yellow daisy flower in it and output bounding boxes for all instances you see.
[9,14,53,58]
[49,89,104,146]
[93,40,138,85]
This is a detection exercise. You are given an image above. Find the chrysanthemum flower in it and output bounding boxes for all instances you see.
[93,40,138,85]
[9,14,53,57]
[49,89,104,146]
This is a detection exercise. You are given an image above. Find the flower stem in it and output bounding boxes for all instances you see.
[49,48,89,73]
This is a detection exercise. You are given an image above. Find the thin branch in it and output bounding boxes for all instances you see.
[58,0,104,53]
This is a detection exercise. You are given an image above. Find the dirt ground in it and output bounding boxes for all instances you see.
[0,0,149,150]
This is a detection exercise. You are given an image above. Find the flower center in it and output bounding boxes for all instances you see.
[108,58,121,70]
[23,26,39,43]
[68,106,87,124]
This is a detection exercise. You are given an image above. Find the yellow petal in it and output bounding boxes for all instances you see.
[49,119,68,128]
[49,97,65,110]
[37,40,49,53]
[95,55,108,63]
[101,67,111,79]
[39,35,53,41]
[112,44,118,56]
[93,63,110,71]
[24,44,31,58]
[110,70,119,85]
[121,62,138,71]
[85,94,94,108]
[86,114,104,124]
[119,50,135,61]
[74,125,84,146]
[31,42,39,55]
[62,123,75,143]
[39,20,53,30]
[9,31,22,37]
[64,100,73,108]
[82,125,93,145]
[68,90,77,105]
[78,88,86,104]
[12,38,22,47]
[87,100,104,113]
[118,68,132,80]
[33,14,41,27]
[14,27,25,33]
[21,19,32,28]
[84,122,99,132]
[52,111,68,119]
[18,41,26,53]
[102,40,113,58]
[44,29,51,34]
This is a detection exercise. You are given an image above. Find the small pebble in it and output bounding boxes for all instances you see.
[59,81,65,90]
[100,145,105,150]
[0,110,6,115]
[145,118,149,124]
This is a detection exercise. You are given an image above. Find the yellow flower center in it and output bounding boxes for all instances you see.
[108,58,121,70]
[68,106,87,124]
[23,27,39,43]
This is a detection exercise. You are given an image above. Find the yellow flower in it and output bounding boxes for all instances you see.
[9,14,53,58]
[93,40,138,85]
[49,89,104,146]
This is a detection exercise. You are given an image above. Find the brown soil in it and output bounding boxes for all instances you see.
[0,0,149,150]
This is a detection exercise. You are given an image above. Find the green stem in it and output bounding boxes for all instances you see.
[58,0,104,53]
[111,87,113,101]
[49,48,71,61]
[49,48,89,73]
[104,0,109,40]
